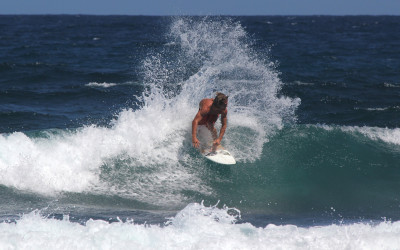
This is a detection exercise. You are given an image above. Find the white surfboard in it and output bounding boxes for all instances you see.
[196,126,236,165]
[202,145,236,165]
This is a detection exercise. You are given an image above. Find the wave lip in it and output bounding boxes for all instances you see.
[323,124,400,146]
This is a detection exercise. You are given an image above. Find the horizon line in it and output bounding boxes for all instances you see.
[1,13,399,17]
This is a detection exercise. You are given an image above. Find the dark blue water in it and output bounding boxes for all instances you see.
[1,16,400,247]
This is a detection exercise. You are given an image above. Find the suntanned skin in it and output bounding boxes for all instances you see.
[192,98,228,150]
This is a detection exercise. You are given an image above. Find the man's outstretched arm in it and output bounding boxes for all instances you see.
[192,111,202,148]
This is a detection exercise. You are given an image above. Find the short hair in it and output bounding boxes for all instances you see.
[213,92,228,106]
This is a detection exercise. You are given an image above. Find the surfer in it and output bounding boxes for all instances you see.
[192,92,228,150]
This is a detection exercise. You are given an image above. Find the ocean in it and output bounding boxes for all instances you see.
[1,15,400,249]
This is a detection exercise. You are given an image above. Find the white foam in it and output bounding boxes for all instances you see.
[0,89,212,203]
[0,131,100,194]
[292,80,315,86]
[354,107,389,111]
[383,83,400,88]
[86,82,117,88]
[1,203,400,250]
[317,124,400,146]
[344,126,400,146]
[0,110,210,205]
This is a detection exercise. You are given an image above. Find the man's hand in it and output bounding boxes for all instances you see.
[213,138,221,145]
[213,138,221,147]
[211,138,221,152]
[192,138,200,148]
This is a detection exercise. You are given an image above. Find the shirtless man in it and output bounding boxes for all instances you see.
[192,92,228,150]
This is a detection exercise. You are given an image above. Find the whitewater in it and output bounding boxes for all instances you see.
[1,203,400,250]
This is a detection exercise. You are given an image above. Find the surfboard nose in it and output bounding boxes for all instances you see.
[204,149,236,165]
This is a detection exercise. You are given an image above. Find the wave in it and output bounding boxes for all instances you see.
[1,203,400,250]
[1,17,400,219]
[0,17,299,209]
[333,125,400,146]
[240,124,400,219]
[85,81,141,89]
[85,82,118,88]
[383,82,400,88]
[2,123,400,218]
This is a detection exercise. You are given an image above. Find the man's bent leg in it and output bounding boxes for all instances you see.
[206,123,218,140]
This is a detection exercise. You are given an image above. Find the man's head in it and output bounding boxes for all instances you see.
[213,92,228,109]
